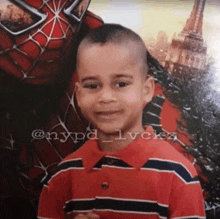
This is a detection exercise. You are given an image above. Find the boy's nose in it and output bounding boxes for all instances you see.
[99,87,117,103]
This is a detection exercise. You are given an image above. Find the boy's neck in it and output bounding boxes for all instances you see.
[97,127,145,152]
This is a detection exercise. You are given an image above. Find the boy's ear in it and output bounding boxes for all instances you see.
[143,76,155,104]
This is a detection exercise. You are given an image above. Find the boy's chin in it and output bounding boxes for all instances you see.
[95,125,123,136]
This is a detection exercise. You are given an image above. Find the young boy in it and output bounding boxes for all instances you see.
[38,24,206,219]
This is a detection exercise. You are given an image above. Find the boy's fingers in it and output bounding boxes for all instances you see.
[86,212,100,219]
[74,212,100,219]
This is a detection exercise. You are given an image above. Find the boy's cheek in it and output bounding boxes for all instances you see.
[78,99,94,113]
[123,92,142,104]
[77,91,92,105]
[79,96,94,106]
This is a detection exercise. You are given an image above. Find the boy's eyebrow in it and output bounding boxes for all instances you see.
[112,74,133,79]
[80,74,133,83]
[80,76,98,83]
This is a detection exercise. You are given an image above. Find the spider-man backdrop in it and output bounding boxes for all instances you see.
[0,0,220,218]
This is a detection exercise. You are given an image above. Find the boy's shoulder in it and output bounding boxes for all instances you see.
[145,137,198,177]
[60,139,95,161]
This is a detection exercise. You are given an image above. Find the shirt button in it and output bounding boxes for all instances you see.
[107,158,114,165]
[102,182,109,189]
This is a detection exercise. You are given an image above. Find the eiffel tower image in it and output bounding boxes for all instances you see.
[164,0,207,79]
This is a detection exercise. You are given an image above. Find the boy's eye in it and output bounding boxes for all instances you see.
[115,82,128,87]
[83,83,99,89]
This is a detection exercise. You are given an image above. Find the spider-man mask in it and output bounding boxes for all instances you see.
[0,0,90,84]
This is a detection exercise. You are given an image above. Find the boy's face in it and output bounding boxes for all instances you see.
[76,42,154,135]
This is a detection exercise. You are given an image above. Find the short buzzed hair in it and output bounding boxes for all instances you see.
[83,23,144,44]
[78,23,148,74]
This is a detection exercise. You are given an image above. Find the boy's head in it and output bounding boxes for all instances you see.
[75,24,154,135]
[78,23,148,76]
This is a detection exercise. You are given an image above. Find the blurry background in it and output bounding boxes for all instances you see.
[89,0,220,55]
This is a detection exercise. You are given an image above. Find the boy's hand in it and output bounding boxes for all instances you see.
[74,212,100,219]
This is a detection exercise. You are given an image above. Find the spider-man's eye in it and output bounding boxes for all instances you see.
[64,0,91,22]
[0,0,46,36]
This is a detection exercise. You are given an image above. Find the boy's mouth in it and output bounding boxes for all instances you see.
[94,110,122,120]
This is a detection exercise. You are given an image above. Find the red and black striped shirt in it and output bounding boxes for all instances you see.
[38,127,205,219]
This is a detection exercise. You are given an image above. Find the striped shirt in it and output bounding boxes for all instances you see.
[38,127,206,219]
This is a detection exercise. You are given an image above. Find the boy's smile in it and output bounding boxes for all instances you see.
[76,41,154,139]
[94,110,123,121]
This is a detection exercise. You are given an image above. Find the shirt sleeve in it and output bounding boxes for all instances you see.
[38,171,71,219]
[169,172,206,219]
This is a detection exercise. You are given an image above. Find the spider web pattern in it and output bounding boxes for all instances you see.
[143,94,198,167]
[22,85,89,196]
[0,0,76,83]
[0,0,95,199]
[0,131,15,150]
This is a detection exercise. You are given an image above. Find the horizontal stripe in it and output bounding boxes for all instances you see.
[68,209,167,219]
[93,165,134,170]
[64,197,168,218]
[94,157,132,169]
[172,216,206,219]
[58,159,83,171]
[38,217,59,219]
[43,159,84,185]
[142,159,199,184]
[46,165,82,185]
[43,159,83,185]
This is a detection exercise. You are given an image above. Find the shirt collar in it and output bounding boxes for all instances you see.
[80,126,156,171]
